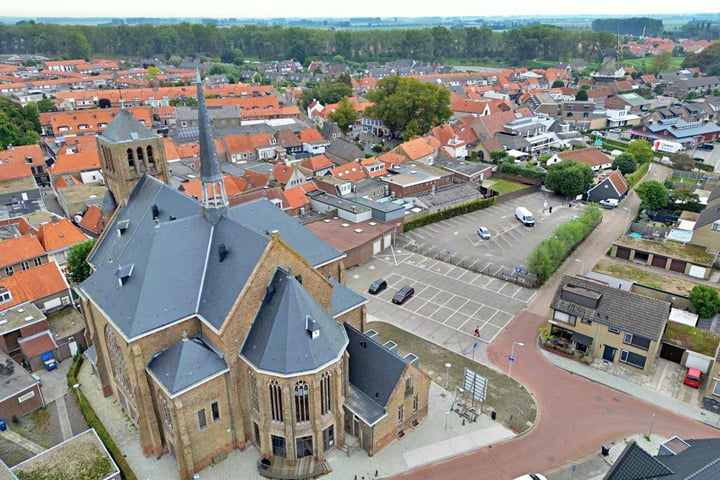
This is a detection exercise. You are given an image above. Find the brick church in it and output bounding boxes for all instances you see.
[77,74,430,479]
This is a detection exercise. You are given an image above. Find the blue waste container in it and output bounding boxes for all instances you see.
[0,419,7,431]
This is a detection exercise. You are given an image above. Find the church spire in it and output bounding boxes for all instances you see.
[196,70,228,224]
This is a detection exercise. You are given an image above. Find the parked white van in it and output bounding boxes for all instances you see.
[515,207,535,226]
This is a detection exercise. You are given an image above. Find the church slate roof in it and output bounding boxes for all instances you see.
[81,175,344,340]
[240,268,348,375]
[97,108,157,143]
[147,337,228,396]
[330,278,367,318]
[344,323,408,410]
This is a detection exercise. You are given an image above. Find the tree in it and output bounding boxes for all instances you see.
[611,153,637,175]
[575,89,589,101]
[65,31,91,60]
[635,180,669,211]
[626,139,654,164]
[670,152,696,171]
[551,79,565,88]
[66,238,97,283]
[544,160,593,197]
[33,96,57,113]
[689,285,720,318]
[365,76,452,140]
[328,96,357,134]
[0,97,42,149]
[647,50,673,74]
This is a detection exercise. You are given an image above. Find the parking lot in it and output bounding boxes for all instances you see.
[398,192,584,275]
[346,251,534,344]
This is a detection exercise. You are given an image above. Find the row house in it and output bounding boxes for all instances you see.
[40,107,152,138]
[0,261,75,368]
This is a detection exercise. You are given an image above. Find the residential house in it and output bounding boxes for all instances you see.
[604,92,652,113]
[283,183,317,217]
[0,144,48,188]
[0,261,74,370]
[271,163,309,190]
[275,129,303,157]
[35,216,89,270]
[587,169,628,204]
[690,183,720,255]
[299,127,331,155]
[604,437,720,480]
[548,275,671,374]
[75,78,431,479]
[324,138,364,167]
[548,147,613,172]
[0,145,43,218]
[300,155,334,177]
[395,136,440,165]
[0,235,46,279]
[77,204,106,237]
[431,124,468,160]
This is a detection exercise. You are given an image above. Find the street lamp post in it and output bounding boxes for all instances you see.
[445,362,451,389]
[508,342,524,377]
[575,258,584,274]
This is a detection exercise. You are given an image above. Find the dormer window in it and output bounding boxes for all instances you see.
[306,315,320,339]
[117,219,130,236]
[0,286,12,304]
[117,264,134,286]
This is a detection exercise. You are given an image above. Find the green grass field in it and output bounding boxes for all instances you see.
[484,178,528,194]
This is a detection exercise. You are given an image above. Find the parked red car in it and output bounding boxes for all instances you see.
[683,367,701,389]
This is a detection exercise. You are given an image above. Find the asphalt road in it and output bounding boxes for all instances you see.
[388,164,720,479]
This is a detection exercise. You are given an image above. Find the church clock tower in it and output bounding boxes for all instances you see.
[96,109,171,208]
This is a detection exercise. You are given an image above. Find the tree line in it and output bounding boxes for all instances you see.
[0,22,618,66]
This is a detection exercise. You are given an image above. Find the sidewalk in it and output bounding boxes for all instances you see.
[539,346,720,429]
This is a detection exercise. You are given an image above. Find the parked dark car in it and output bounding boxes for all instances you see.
[392,285,415,304]
[368,279,387,295]
[697,143,714,151]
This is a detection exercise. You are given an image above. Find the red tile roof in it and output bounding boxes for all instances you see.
[36,218,89,252]
[78,205,105,236]
[0,236,45,267]
[13,261,69,301]
[557,147,611,167]
[284,183,316,209]
[19,331,57,359]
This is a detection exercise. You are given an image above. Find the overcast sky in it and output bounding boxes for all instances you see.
[3,1,719,19]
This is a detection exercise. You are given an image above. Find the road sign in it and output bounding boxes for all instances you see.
[508,355,515,362]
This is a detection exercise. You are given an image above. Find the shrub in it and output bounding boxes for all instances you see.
[527,205,602,284]
[404,196,496,232]
[67,355,138,480]
[497,163,546,182]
